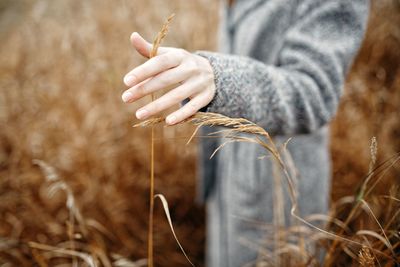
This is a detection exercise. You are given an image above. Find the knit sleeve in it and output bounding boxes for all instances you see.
[197,0,369,136]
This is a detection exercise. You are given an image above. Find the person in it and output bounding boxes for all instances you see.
[121,0,370,266]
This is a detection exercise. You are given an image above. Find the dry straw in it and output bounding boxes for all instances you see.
[147,13,175,267]
[31,159,149,266]
[2,1,399,266]
[24,10,400,267]
[358,246,376,267]
[144,13,194,267]
[135,112,400,265]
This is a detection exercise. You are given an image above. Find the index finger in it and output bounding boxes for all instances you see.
[123,51,183,87]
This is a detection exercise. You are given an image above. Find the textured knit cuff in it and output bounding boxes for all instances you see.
[195,51,226,113]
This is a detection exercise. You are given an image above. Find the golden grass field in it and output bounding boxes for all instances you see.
[0,0,399,266]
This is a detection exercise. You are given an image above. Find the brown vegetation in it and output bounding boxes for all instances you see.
[0,0,399,266]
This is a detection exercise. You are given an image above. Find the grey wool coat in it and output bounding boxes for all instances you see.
[195,0,369,266]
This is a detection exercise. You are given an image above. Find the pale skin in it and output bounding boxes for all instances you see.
[122,32,216,125]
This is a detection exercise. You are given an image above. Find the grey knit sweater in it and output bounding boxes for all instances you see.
[195,0,369,266]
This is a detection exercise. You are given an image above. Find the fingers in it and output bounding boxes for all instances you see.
[122,66,188,103]
[124,50,184,87]
[123,34,216,123]
[130,32,169,58]
[135,79,200,120]
[165,93,211,125]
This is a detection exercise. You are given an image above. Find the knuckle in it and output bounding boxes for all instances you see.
[157,58,168,69]
[158,74,172,85]
[185,60,198,75]
[148,102,159,113]
[175,112,184,121]
[129,72,139,83]
[173,49,188,62]
[206,88,215,100]
[154,98,170,113]
[176,48,187,57]
[187,101,198,113]
[171,93,182,104]
[136,84,146,95]
[163,92,180,106]
[158,53,173,68]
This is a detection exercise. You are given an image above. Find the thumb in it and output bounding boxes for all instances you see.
[130,32,168,58]
[130,32,152,58]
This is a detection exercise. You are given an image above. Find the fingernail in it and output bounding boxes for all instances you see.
[131,32,139,39]
[166,115,177,125]
[122,91,133,102]
[124,75,136,86]
[136,109,149,120]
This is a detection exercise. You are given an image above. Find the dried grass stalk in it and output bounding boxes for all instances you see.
[155,194,194,266]
[134,111,399,265]
[147,14,175,267]
[149,14,175,59]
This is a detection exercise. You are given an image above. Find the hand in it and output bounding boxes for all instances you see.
[122,32,216,125]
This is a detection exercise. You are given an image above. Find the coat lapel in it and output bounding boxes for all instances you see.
[228,0,266,27]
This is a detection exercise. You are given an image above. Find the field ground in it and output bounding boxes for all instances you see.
[0,0,399,266]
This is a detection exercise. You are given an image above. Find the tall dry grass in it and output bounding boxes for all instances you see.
[0,0,218,266]
[331,0,400,201]
[0,0,399,266]
[136,110,399,266]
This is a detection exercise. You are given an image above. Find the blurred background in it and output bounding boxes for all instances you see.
[0,0,399,266]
